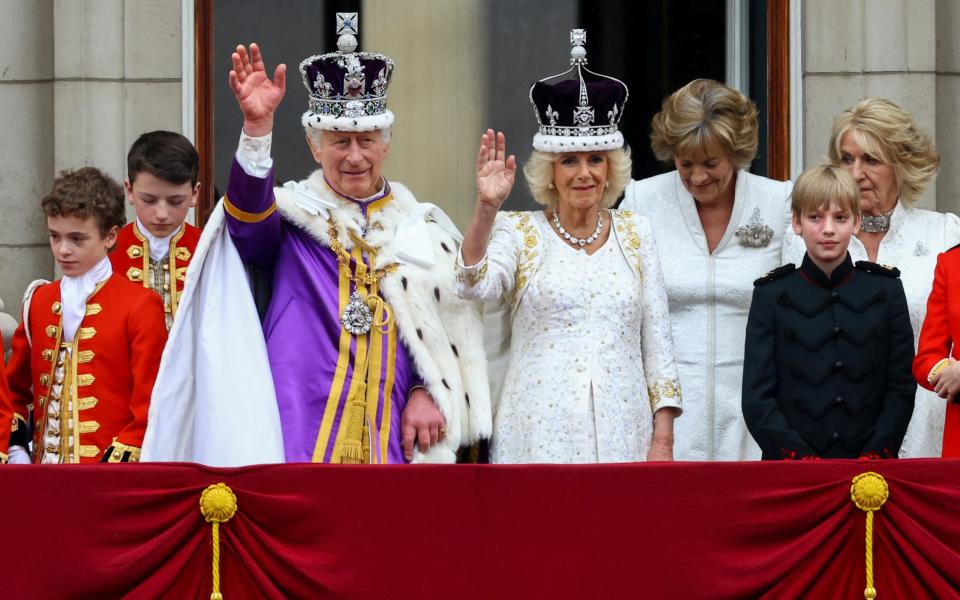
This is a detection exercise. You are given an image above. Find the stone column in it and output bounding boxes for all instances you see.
[936,0,960,216]
[0,0,55,318]
[54,0,183,209]
[0,1,185,318]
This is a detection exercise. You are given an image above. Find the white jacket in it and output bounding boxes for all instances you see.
[622,170,792,460]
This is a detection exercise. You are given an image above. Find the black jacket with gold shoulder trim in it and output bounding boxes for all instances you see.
[742,253,916,459]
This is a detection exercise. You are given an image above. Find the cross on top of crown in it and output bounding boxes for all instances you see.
[570,29,587,65]
[337,12,359,36]
[336,12,359,54]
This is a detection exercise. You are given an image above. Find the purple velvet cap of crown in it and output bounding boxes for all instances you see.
[299,51,395,131]
[531,78,627,130]
[530,75,627,152]
[302,56,392,100]
[529,29,629,152]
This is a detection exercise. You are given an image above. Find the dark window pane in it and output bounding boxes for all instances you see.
[581,0,727,185]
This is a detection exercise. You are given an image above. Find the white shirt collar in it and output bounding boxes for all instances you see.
[61,255,112,342]
[136,218,180,261]
[352,179,387,203]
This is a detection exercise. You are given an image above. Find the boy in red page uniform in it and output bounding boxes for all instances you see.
[111,131,201,328]
[913,245,960,456]
[5,168,167,464]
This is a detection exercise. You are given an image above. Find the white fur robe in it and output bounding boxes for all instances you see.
[142,171,491,465]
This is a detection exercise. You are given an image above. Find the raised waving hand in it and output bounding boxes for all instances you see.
[229,43,287,137]
[460,130,516,267]
[476,129,517,210]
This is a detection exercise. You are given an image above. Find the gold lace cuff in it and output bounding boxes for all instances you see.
[104,440,142,463]
[648,379,682,412]
[11,413,27,432]
[223,194,277,224]
[455,257,489,287]
[928,358,951,382]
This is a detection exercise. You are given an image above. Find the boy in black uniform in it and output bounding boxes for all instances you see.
[742,164,915,459]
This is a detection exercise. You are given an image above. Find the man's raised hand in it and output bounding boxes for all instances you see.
[229,43,287,137]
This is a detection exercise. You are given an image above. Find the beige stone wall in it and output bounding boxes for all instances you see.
[802,0,957,214]
[0,0,55,324]
[54,0,184,204]
[0,0,183,320]
[363,0,487,229]
[936,0,960,216]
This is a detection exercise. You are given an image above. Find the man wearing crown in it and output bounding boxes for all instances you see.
[142,13,490,465]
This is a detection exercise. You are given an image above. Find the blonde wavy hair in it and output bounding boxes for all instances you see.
[791,164,860,218]
[650,79,758,169]
[827,97,939,206]
[522,147,632,210]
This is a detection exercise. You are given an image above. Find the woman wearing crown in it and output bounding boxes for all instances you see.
[455,30,682,464]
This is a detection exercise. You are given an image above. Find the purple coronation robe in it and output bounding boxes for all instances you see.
[225,159,417,463]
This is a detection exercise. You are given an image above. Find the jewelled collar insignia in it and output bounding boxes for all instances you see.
[859,208,894,233]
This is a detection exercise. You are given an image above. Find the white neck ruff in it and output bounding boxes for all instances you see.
[137,218,180,261]
[61,255,112,342]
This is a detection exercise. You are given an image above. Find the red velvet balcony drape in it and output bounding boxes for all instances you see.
[4,460,960,599]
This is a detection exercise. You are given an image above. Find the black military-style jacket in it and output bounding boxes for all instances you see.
[742,253,916,459]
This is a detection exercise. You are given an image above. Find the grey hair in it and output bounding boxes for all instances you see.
[305,127,391,148]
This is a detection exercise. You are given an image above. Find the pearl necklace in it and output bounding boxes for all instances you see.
[551,209,603,248]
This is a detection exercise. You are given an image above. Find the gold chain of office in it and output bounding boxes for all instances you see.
[327,221,398,287]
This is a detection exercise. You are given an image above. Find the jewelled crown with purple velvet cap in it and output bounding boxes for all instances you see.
[530,29,628,152]
[299,12,395,132]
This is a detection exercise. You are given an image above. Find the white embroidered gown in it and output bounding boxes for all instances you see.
[456,210,682,463]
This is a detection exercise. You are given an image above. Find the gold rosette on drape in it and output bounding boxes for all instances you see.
[850,472,889,600]
[200,483,238,600]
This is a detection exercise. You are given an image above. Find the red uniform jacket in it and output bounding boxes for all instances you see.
[913,246,960,457]
[110,222,200,319]
[5,274,167,463]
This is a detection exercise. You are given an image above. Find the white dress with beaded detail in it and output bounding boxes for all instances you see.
[456,210,682,463]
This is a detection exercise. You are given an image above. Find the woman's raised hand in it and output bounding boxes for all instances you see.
[229,43,287,137]
[476,129,516,210]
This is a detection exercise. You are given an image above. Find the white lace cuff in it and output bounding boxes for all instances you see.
[236,131,274,178]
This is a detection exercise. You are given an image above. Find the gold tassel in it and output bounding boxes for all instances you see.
[339,439,365,464]
[200,483,238,600]
[850,472,889,599]
[361,422,371,461]
[338,389,369,464]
